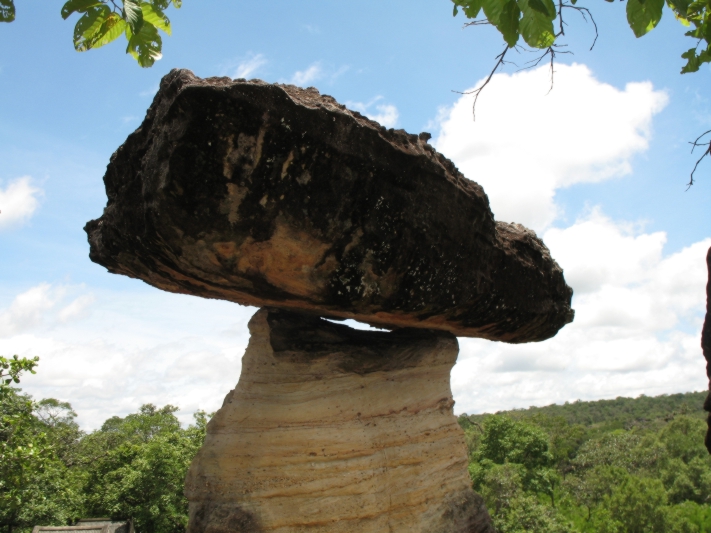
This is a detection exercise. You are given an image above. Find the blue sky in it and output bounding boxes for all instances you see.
[1,0,709,427]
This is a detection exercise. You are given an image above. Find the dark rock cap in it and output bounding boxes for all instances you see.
[85,69,574,342]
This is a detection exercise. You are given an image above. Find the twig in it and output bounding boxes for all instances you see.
[561,4,599,50]
[453,45,511,120]
[464,20,492,27]
[557,0,566,37]
[687,129,711,188]
[517,46,571,93]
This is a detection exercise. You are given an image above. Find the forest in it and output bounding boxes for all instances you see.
[2,384,710,533]
[459,391,711,532]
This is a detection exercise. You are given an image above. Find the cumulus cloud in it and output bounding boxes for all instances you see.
[0,176,42,230]
[434,63,668,231]
[347,96,400,128]
[451,212,710,415]
[0,284,96,337]
[0,284,59,337]
[1,285,253,429]
[233,53,267,79]
[290,62,322,86]
[58,295,95,323]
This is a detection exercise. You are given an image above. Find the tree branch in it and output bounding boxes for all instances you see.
[561,4,599,50]
[453,45,511,120]
[688,129,711,188]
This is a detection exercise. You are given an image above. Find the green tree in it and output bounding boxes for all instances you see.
[563,465,628,520]
[478,415,552,470]
[0,388,82,533]
[0,1,181,67]
[79,404,207,533]
[608,477,673,533]
[0,356,39,398]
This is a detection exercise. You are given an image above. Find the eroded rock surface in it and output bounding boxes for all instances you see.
[702,247,711,453]
[185,308,494,533]
[85,69,573,342]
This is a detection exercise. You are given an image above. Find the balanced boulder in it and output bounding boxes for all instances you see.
[85,69,573,342]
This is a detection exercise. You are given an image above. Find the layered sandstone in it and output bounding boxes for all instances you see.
[85,69,573,342]
[185,308,494,533]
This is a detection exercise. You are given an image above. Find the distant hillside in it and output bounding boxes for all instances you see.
[461,390,708,430]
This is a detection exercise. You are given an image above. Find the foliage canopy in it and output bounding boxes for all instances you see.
[0,1,181,67]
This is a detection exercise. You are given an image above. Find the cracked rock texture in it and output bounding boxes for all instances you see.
[185,308,495,533]
[85,69,573,342]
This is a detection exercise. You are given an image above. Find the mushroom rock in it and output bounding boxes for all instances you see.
[185,308,494,533]
[85,69,575,532]
[85,68,573,343]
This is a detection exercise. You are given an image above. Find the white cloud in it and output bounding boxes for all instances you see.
[290,62,322,86]
[1,285,254,429]
[233,53,267,80]
[0,176,41,230]
[0,284,96,336]
[58,295,95,323]
[0,284,59,337]
[433,63,668,232]
[450,211,710,415]
[347,96,400,128]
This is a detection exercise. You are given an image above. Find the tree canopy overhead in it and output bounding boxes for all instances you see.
[451,0,710,74]
[0,0,182,67]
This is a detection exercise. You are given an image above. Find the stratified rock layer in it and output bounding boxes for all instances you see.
[85,69,573,343]
[185,308,494,533]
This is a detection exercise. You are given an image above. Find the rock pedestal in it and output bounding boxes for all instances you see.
[85,70,577,530]
[185,308,494,533]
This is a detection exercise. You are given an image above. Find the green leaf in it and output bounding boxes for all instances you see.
[686,0,707,16]
[681,44,711,72]
[481,0,506,27]
[680,46,701,72]
[61,0,102,20]
[668,0,692,15]
[518,0,556,47]
[126,21,162,67]
[627,0,665,37]
[73,5,111,52]
[172,0,182,7]
[0,0,15,23]
[452,0,484,18]
[141,2,171,35]
[528,0,555,17]
[123,0,144,35]
[92,12,127,48]
[463,0,484,18]
[498,0,522,46]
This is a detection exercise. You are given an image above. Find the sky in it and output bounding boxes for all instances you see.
[0,0,709,429]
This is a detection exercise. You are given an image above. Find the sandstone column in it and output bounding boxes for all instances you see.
[185,309,493,533]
